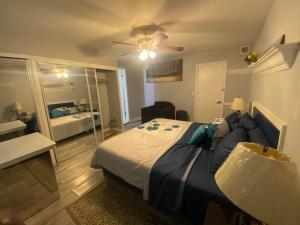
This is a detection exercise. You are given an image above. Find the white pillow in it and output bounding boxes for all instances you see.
[68,107,79,114]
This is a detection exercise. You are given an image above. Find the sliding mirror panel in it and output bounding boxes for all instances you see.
[96,69,123,139]
[0,57,40,141]
[0,57,59,220]
[39,63,97,162]
[86,67,103,143]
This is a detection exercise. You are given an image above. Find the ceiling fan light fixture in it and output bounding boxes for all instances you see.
[139,50,149,61]
[149,50,156,59]
[62,72,69,78]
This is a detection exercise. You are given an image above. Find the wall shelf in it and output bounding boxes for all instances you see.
[249,42,300,75]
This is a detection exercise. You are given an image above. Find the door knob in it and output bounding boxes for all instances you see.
[216,100,222,104]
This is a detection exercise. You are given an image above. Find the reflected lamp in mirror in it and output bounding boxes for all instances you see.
[13,101,23,115]
[231,97,245,117]
[215,142,300,225]
[79,98,87,112]
[79,98,87,105]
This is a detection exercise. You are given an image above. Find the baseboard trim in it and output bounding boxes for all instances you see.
[129,117,141,123]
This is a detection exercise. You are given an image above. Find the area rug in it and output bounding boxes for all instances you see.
[67,180,169,225]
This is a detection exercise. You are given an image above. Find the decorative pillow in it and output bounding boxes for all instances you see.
[203,124,218,149]
[68,107,79,114]
[225,112,240,131]
[211,128,248,173]
[189,125,207,145]
[50,109,65,118]
[210,120,230,150]
[248,127,270,147]
[240,113,257,131]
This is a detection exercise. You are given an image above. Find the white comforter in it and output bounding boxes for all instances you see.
[90,118,192,198]
[51,112,100,141]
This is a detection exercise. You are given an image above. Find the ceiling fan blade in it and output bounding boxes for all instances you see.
[156,45,184,52]
[151,33,168,47]
[112,40,137,46]
[118,52,132,57]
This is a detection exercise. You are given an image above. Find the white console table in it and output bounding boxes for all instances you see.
[0,132,58,220]
[0,132,55,169]
[0,120,27,136]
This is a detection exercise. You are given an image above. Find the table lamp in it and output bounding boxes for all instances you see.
[79,98,87,112]
[231,97,245,117]
[215,142,300,225]
[13,101,23,116]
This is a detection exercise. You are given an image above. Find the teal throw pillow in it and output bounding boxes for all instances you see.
[189,125,207,145]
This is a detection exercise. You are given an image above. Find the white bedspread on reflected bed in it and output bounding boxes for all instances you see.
[90,118,192,194]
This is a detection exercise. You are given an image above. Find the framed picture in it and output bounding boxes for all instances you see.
[146,59,183,83]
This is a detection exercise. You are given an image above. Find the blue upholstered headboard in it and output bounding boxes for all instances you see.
[47,101,76,118]
[251,102,287,150]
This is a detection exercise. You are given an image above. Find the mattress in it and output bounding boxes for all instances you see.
[51,112,100,141]
[90,118,192,192]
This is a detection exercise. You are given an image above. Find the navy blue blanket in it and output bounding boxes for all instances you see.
[148,123,202,213]
[148,122,234,225]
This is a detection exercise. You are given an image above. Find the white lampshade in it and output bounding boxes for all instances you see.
[13,101,23,111]
[79,98,87,105]
[215,142,300,225]
[231,97,245,111]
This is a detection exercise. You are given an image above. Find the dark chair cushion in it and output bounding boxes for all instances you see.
[141,101,175,123]
[248,127,270,147]
[240,113,257,131]
[225,112,240,131]
[211,128,248,173]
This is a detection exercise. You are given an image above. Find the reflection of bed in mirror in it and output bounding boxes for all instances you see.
[47,101,101,142]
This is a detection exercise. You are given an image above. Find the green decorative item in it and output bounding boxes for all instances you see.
[172,125,180,128]
[153,123,160,127]
[189,124,218,148]
[137,125,145,129]
[147,126,159,131]
[244,51,258,65]
[164,128,172,131]
[189,125,207,145]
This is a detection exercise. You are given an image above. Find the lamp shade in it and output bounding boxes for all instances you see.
[215,142,300,225]
[79,98,87,105]
[13,101,23,111]
[231,97,245,111]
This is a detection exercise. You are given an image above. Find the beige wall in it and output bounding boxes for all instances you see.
[149,48,249,120]
[248,0,300,169]
[118,48,251,121]
[117,60,145,121]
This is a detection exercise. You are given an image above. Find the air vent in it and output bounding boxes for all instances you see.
[240,46,249,54]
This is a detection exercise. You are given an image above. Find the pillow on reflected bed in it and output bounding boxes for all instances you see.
[248,127,270,147]
[210,128,248,173]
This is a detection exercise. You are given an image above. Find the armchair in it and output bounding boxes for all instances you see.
[141,101,175,123]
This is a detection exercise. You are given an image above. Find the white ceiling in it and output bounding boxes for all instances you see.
[0,0,273,60]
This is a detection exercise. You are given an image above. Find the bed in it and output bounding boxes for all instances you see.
[90,102,287,224]
[48,101,101,142]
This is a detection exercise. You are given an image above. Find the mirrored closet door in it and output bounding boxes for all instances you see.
[0,57,40,142]
[38,63,102,162]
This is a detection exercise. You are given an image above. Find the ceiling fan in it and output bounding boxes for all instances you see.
[112,24,184,60]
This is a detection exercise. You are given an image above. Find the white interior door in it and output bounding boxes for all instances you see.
[194,61,227,123]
